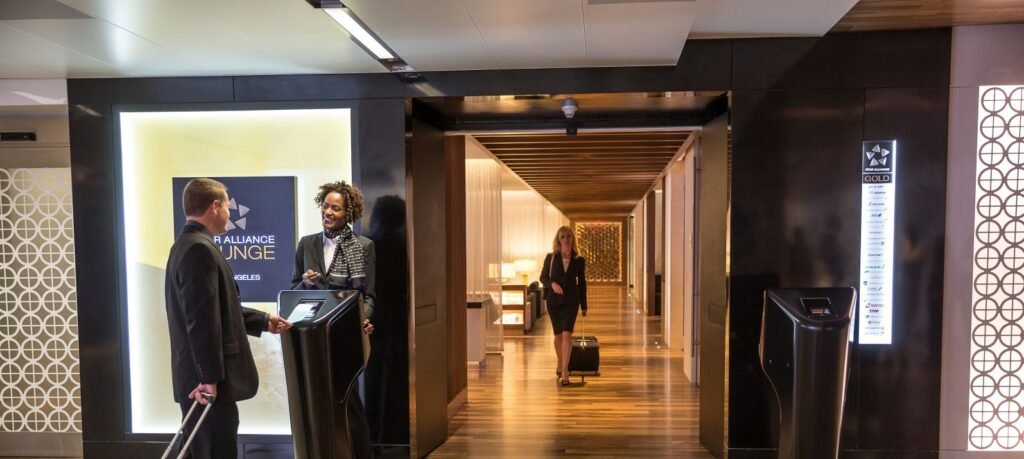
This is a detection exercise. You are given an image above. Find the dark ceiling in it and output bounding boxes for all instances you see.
[417,91,727,132]
[474,130,691,219]
[421,91,721,220]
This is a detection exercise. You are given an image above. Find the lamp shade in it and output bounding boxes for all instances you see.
[514,259,537,273]
[501,263,516,281]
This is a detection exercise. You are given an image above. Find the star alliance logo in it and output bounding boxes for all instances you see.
[866,144,891,167]
[226,198,251,231]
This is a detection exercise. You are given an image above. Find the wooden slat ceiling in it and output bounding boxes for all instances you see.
[476,131,691,218]
[832,0,1024,32]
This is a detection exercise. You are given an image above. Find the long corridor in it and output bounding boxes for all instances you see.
[431,286,713,457]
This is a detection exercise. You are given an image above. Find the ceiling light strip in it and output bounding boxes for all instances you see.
[307,0,415,72]
[322,8,393,60]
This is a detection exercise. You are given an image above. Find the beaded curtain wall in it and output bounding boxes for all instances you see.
[969,86,1024,451]
[0,168,81,433]
[574,221,623,284]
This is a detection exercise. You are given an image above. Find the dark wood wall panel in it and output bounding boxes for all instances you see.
[234,74,404,101]
[444,136,467,403]
[407,116,450,457]
[732,29,951,90]
[355,99,411,447]
[858,87,948,450]
[645,192,657,316]
[728,29,950,457]
[697,113,730,458]
[730,88,866,453]
[67,103,122,443]
[67,77,234,104]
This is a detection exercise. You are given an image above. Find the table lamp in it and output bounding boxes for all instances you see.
[514,258,537,285]
[500,262,516,283]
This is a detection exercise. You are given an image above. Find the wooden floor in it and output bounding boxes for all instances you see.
[431,286,713,458]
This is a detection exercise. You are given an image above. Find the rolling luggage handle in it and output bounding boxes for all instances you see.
[161,392,215,459]
[579,314,585,347]
[579,315,587,382]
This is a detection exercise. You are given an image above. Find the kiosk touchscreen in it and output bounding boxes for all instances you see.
[278,290,367,459]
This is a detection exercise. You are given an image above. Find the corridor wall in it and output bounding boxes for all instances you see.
[465,140,503,304]
[501,183,568,284]
[728,29,951,457]
[61,27,960,459]
[66,77,409,456]
[0,107,82,457]
[941,24,1024,457]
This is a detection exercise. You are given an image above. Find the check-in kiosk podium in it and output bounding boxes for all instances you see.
[279,290,369,459]
[759,288,855,459]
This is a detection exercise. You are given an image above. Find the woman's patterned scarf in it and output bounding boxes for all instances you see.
[324,224,366,289]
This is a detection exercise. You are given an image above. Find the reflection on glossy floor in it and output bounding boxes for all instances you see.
[431,286,712,457]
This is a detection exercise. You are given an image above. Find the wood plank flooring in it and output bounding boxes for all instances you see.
[431,286,713,457]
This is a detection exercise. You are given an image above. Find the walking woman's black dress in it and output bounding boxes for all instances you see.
[540,252,588,334]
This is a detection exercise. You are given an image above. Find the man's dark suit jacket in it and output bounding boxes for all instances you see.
[165,221,268,403]
[291,232,376,319]
[540,252,588,311]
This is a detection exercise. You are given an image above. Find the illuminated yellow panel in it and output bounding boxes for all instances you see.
[120,109,352,435]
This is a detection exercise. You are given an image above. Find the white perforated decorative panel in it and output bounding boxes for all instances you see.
[969,86,1024,451]
[0,168,81,433]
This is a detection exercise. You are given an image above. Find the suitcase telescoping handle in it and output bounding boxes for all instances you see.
[161,392,216,459]
[579,314,586,348]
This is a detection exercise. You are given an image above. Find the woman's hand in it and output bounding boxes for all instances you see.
[551,282,564,295]
[362,319,374,335]
[302,269,322,287]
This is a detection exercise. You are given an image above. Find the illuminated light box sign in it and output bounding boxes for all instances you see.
[172,176,296,302]
[858,140,896,344]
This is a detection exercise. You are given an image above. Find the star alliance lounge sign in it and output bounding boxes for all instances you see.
[173,176,296,302]
[858,141,896,345]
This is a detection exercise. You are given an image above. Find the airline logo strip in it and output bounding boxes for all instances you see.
[858,141,896,344]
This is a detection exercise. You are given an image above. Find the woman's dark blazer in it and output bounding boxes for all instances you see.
[540,252,588,311]
[290,232,376,319]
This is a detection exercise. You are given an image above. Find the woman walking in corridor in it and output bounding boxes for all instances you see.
[540,225,588,386]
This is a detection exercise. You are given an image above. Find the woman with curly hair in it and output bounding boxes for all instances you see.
[291,180,376,457]
[540,225,588,386]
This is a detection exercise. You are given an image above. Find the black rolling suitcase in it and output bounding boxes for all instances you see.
[568,318,600,381]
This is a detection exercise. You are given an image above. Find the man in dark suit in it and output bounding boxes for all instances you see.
[165,178,291,459]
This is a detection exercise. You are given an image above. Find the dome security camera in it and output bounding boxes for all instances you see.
[561,98,578,119]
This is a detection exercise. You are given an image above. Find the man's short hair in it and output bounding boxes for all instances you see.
[183,178,227,217]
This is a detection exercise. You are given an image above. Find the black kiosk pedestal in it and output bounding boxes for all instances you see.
[759,288,856,459]
[279,290,369,459]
